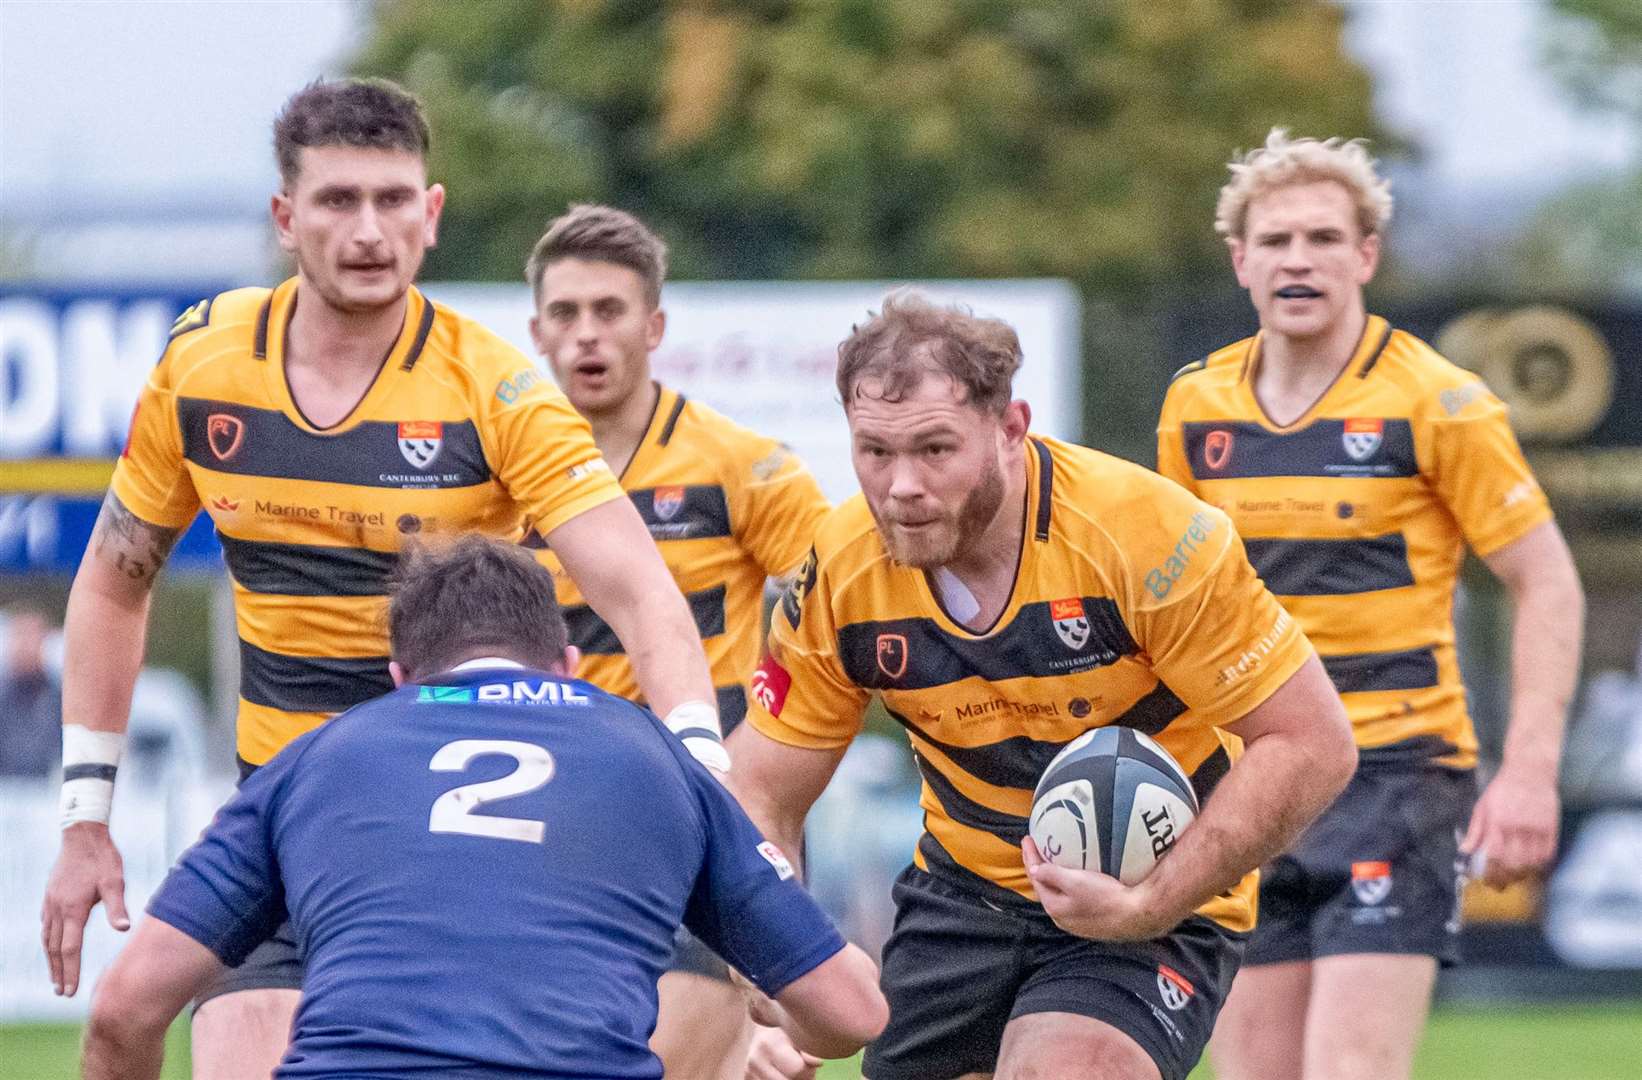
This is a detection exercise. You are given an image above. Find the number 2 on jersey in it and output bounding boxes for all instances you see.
[428,739,555,844]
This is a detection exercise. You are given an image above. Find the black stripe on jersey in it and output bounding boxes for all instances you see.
[913,749,1028,846]
[891,708,1066,791]
[219,534,396,597]
[1116,681,1189,736]
[563,583,727,655]
[1358,733,1462,768]
[1244,534,1415,596]
[253,295,272,359]
[1189,745,1231,806]
[177,399,492,489]
[1030,438,1053,542]
[1180,420,1416,481]
[398,300,437,372]
[1356,322,1396,378]
[838,599,1138,692]
[657,393,689,446]
[916,832,1037,911]
[630,485,732,541]
[1320,646,1440,694]
[718,684,748,735]
[238,639,392,714]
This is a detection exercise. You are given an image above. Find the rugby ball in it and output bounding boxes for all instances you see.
[1029,727,1199,885]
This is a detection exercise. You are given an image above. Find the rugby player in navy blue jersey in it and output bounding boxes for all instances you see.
[80,536,886,1080]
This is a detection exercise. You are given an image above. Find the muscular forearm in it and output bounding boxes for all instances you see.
[1138,727,1355,928]
[608,588,715,717]
[1501,571,1584,773]
[62,570,153,736]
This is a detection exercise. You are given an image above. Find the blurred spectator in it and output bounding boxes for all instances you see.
[0,609,62,779]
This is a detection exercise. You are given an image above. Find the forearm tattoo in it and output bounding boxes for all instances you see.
[91,491,181,583]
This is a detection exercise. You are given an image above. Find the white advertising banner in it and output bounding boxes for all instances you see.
[426,280,1083,502]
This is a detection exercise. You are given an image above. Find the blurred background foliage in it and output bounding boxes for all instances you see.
[351,0,1388,459]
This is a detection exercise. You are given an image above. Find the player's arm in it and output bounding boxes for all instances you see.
[546,501,721,765]
[1028,655,1354,941]
[1468,520,1584,886]
[42,490,182,996]
[82,917,222,1080]
[723,721,849,881]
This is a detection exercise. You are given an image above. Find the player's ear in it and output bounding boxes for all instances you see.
[1000,400,1031,445]
[555,645,581,677]
[389,660,407,688]
[1356,229,1381,284]
[645,305,665,352]
[423,183,446,248]
[271,192,297,254]
[1228,236,1250,286]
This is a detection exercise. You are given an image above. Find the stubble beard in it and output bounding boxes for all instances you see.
[877,455,1006,570]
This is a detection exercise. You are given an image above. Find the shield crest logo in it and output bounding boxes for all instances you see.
[397,421,443,469]
[1342,418,1384,462]
[652,485,686,521]
[1351,860,1392,905]
[1050,597,1090,651]
[876,633,908,680]
[1156,965,1194,1012]
[1204,429,1234,471]
[206,413,244,461]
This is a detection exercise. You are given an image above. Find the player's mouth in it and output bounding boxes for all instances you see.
[1274,285,1324,300]
[342,261,393,276]
[573,359,611,379]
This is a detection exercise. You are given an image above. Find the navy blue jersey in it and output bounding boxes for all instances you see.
[148,664,843,1079]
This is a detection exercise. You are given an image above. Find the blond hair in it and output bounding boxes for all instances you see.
[1215,128,1393,240]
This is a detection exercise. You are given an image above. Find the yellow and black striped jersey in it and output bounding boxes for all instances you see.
[1157,315,1553,770]
[747,436,1313,932]
[112,278,623,767]
[530,385,830,731]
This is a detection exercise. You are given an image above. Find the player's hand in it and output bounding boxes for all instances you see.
[1022,837,1173,942]
[1462,760,1559,889]
[745,1024,822,1080]
[41,822,131,996]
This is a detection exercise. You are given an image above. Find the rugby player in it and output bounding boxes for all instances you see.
[1156,130,1585,1080]
[42,78,723,1080]
[726,294,1358,1080]
[80,535,887,1080]
[523,204,831,1078]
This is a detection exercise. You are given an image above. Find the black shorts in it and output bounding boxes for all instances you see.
[863,866,1244,1080]
[195,918,303,1007]
[1247,763,1476,968]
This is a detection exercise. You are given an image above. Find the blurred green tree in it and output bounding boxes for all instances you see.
[352,0,1387,457]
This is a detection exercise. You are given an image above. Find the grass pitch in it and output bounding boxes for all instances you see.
[3,1002,1638,1079]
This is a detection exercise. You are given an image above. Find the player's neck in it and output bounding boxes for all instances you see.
[586,379,661,476]
[938,454,1028,628]
[1253,309,1368,425]
[286,286,409,379]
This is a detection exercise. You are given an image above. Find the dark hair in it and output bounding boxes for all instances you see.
[273,78,431,186]
[388,535,567,680]
[836,291,1023,416]
[526,204,668,308]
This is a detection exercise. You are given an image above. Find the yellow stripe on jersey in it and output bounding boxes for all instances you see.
[111,278,623,765]
[749,436,1314,932]
[532,384,829,731]
[1157,315,1553,768]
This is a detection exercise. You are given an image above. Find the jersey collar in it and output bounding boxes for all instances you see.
[1240,315,1394,431]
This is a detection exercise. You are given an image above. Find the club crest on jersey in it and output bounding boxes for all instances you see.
[1156,965,1194,1011]
[1204,429,1234,471]
[206,414,244,461]
[1050,597,1090,650]
[876,633,908,680]
[1351,860,1392,905]
[1342,418,1384,462]
[397,421,444,469]
[652,485,686,521]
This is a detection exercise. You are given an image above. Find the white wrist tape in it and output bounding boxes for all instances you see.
[664,699,730,773]
[60,725,125,828]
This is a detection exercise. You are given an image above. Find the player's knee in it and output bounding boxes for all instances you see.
[86,968,161,1054]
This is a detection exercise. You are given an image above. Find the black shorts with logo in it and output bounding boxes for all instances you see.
[864,866,1245,1080]
[1247,761,1476,967]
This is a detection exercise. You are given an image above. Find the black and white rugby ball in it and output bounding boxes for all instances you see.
[1029,727,1199,885]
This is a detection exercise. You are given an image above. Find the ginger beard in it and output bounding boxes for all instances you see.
[872,448,1007,570]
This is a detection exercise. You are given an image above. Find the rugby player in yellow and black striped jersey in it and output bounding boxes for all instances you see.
[41,81,719,1080]
[523,205,831,1080]
[1158,130,1584,1080]
[726,294,1355,1080]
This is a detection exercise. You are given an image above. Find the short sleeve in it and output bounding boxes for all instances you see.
[731,440,832,579]
[484,360,626,537]
[1422,381,1553,557]
[1155,379,1198,492]
[108,354,201,529]
[145,753,291,966]
[1129,501,1313,724]
[680,766,846,996]
[744,547,870,749]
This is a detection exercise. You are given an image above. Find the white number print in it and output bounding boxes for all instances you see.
[428,739,555,844]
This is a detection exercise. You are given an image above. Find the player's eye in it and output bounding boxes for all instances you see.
[594,301,625,320]
[320,192,355,209]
